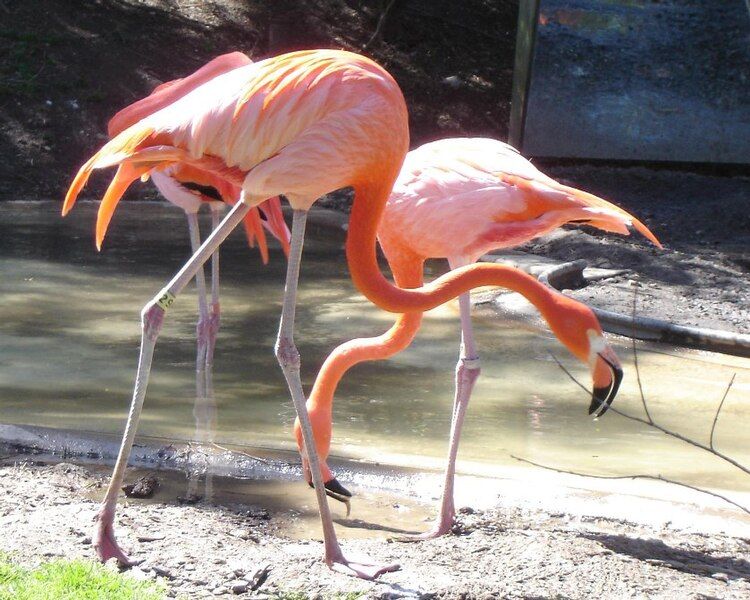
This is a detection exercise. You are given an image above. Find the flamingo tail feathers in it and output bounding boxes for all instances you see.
[95,162,154,250]
[500,173,662,248]
[63,125,157,217]
[554,182,662,248]
[241,207,269,264]
[259,196,291,257]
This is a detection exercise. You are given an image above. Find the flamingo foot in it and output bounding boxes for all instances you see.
[390,513,456,542]
[326,547,400,580]
[93,511,134,566]
[391,525,451,542]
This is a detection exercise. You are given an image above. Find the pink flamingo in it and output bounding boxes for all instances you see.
[63,50,630,579]
[105,54,290,501]
[107,52,290,386]
[296,136,661,538]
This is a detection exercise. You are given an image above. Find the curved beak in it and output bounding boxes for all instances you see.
[589,352,623,417]
[308,477,352,517]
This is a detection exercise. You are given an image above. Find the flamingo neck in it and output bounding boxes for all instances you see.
[303,255,425,466]
[308,255,425,417]
[346,182,567,320]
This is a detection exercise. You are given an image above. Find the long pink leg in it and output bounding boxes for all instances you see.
[93,201,250,565]
[197,203,223,501]
[408,256,481,540]
[276,210,399,580]
[205,204,223,374]
[185,211,210,397]
[185,209,215,501]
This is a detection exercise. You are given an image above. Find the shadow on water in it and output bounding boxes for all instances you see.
[1,201,750,505]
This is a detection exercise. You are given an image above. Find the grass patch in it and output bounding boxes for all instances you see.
[0,554,165,600]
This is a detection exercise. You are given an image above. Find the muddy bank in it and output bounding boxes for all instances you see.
[2,455,749,599]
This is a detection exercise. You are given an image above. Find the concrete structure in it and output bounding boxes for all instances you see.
[511,0,750,164]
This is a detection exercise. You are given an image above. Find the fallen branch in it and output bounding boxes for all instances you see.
[537,260,750,358]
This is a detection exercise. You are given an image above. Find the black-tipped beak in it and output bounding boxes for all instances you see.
[324,477,352,499]
[589,355,623,417]
[308,477,353,516]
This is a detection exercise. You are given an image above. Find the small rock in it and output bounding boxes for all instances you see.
[122,474,159,498]
[230,528,250,540]
[442,75,462,89]
[152,565,174,579]
[250,564,271,591]
[177,494,201,504]
[712,572,729,582]
[212,586,228,595]
[81,537,91,545]
[231,580,248,594]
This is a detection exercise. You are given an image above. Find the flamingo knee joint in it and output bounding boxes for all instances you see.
[275,335,301,370]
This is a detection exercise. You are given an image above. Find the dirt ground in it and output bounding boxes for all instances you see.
[2,458,750,599]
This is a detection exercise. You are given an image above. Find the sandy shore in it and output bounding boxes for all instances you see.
[2,451,749,599]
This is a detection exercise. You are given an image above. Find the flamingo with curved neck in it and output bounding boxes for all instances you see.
[297,137,660,537]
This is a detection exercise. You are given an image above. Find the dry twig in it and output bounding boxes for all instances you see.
[631,287,652,423]
[363,0,399,50]
[550,354,746,476]
[710,374,736,451]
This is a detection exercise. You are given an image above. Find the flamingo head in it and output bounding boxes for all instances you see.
[551,298,623,417]
[294,415,353,512]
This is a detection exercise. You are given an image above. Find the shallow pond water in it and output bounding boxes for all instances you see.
[1,201,749,502]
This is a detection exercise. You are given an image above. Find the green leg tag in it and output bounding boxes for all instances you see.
[156,289,176,311]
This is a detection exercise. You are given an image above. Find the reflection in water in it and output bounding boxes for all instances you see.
[1,202,749,503]
[184,364,218,503]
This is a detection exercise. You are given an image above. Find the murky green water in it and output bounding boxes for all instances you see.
[1,202,749,497]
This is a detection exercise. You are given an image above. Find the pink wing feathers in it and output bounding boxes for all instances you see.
[63,50,404,255]
[380,137,660,264]
[107,52,252,137]
[68,52,290,259]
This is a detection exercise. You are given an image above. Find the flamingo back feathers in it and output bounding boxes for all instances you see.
[380,137,660,265]
[108,52,252,137]
[64,49,406,248]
